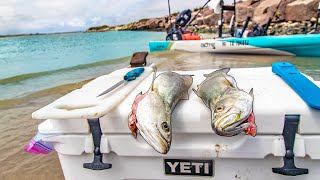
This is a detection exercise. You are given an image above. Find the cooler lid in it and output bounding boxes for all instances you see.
[32,65,155,120]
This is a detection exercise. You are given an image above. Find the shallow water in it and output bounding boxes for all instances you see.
[0,32,320,179]
[0,31,165,80]
[0,31,165,100]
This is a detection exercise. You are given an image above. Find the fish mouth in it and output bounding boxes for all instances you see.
[212,113,250,137]
[137,123,170,154]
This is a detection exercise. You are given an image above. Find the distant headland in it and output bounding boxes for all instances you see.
[0,31,82,38]
[86,0,320,35]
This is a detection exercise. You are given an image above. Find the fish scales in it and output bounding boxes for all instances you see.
[129,71,192,154]
[154,72,191,109]
[194,68,257,137]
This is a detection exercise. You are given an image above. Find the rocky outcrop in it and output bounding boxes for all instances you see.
[236,0,320,24]
[236,3,255,22]
[285,0,319,21]
[88,18,168,32]
[252,0,282,24]
[87,0,320,35]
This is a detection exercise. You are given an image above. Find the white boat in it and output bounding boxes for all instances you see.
[152,0,320,57]
[31,64,320,180]
[149,34,320,57]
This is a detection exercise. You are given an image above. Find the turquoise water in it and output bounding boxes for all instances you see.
[1,31,320,101]
[0,31,164,79]
[0,31,165,100]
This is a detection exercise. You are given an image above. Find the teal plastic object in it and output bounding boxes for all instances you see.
[149,41,171,52]
[220,34,320,57]
[272,62,320,109]
[124,67,145,81]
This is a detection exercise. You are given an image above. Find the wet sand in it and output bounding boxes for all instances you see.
[0,81,91,180]
[1,51,319,179]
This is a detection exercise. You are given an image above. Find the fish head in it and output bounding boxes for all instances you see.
[211,89,254,136]
[137,114,171,154]
[135,92,172,154]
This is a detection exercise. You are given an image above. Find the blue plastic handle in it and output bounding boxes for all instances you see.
[272,62,320,110]
[124,68,145,81]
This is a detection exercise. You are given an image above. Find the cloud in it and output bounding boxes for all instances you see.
[67,19,86,27]
[0,0,235,35]
[90,16,102,24]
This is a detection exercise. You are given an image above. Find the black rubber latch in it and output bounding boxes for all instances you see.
[272,115,308,176]
[83,118,112,170]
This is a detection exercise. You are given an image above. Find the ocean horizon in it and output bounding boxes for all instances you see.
[0,31,165,100]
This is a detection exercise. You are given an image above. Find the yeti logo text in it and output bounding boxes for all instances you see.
[201,43,215,49]
[164,159,214,176]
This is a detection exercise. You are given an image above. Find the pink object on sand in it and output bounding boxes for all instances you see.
[24,133,54,155]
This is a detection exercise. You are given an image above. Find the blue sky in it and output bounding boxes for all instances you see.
[0,0,234,35]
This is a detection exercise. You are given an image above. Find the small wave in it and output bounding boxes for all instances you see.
[0,56,130,85]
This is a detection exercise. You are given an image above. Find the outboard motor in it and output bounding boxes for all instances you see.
[166,9,193,41]
[175,9,192,28]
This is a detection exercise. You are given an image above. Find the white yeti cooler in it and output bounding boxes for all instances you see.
[32,65,320,180]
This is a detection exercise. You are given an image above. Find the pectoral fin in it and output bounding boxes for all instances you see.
[181,91,190,100]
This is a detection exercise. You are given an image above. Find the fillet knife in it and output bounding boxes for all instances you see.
[97,67,145,97]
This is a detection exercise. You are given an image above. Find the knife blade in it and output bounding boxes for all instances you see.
[97,67,145,97]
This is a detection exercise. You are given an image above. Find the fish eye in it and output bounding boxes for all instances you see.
[216,106,224,112]
[161,122,170,132]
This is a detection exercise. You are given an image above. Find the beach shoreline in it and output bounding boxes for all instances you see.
[0,89,72,180]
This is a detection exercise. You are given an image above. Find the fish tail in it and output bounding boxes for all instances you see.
[181,75,193,89]
[204,67,230,77]
[180,91,190,100]
[192,88,199,97]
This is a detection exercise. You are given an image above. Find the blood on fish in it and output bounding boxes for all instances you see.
[128,92,147,138]
[244,112,257,137]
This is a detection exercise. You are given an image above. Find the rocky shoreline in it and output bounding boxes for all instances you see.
[87,0,320,35]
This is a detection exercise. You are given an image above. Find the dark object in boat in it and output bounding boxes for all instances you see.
[165,9,191,41]
[130,52,148,67]
[176,9,192,28]
[240,16,251,38]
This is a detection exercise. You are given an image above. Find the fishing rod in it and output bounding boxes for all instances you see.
[263,0,283,35]
[167,0,172,29]
[240,16,251,38]
[229,0,236,37]
[184,0,212,30]
[315,2,320,32]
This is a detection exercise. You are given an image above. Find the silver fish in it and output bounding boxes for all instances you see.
[193,68,256,137]
[129,71,193,154]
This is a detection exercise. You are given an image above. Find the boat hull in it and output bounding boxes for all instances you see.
[149,34,320,57]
